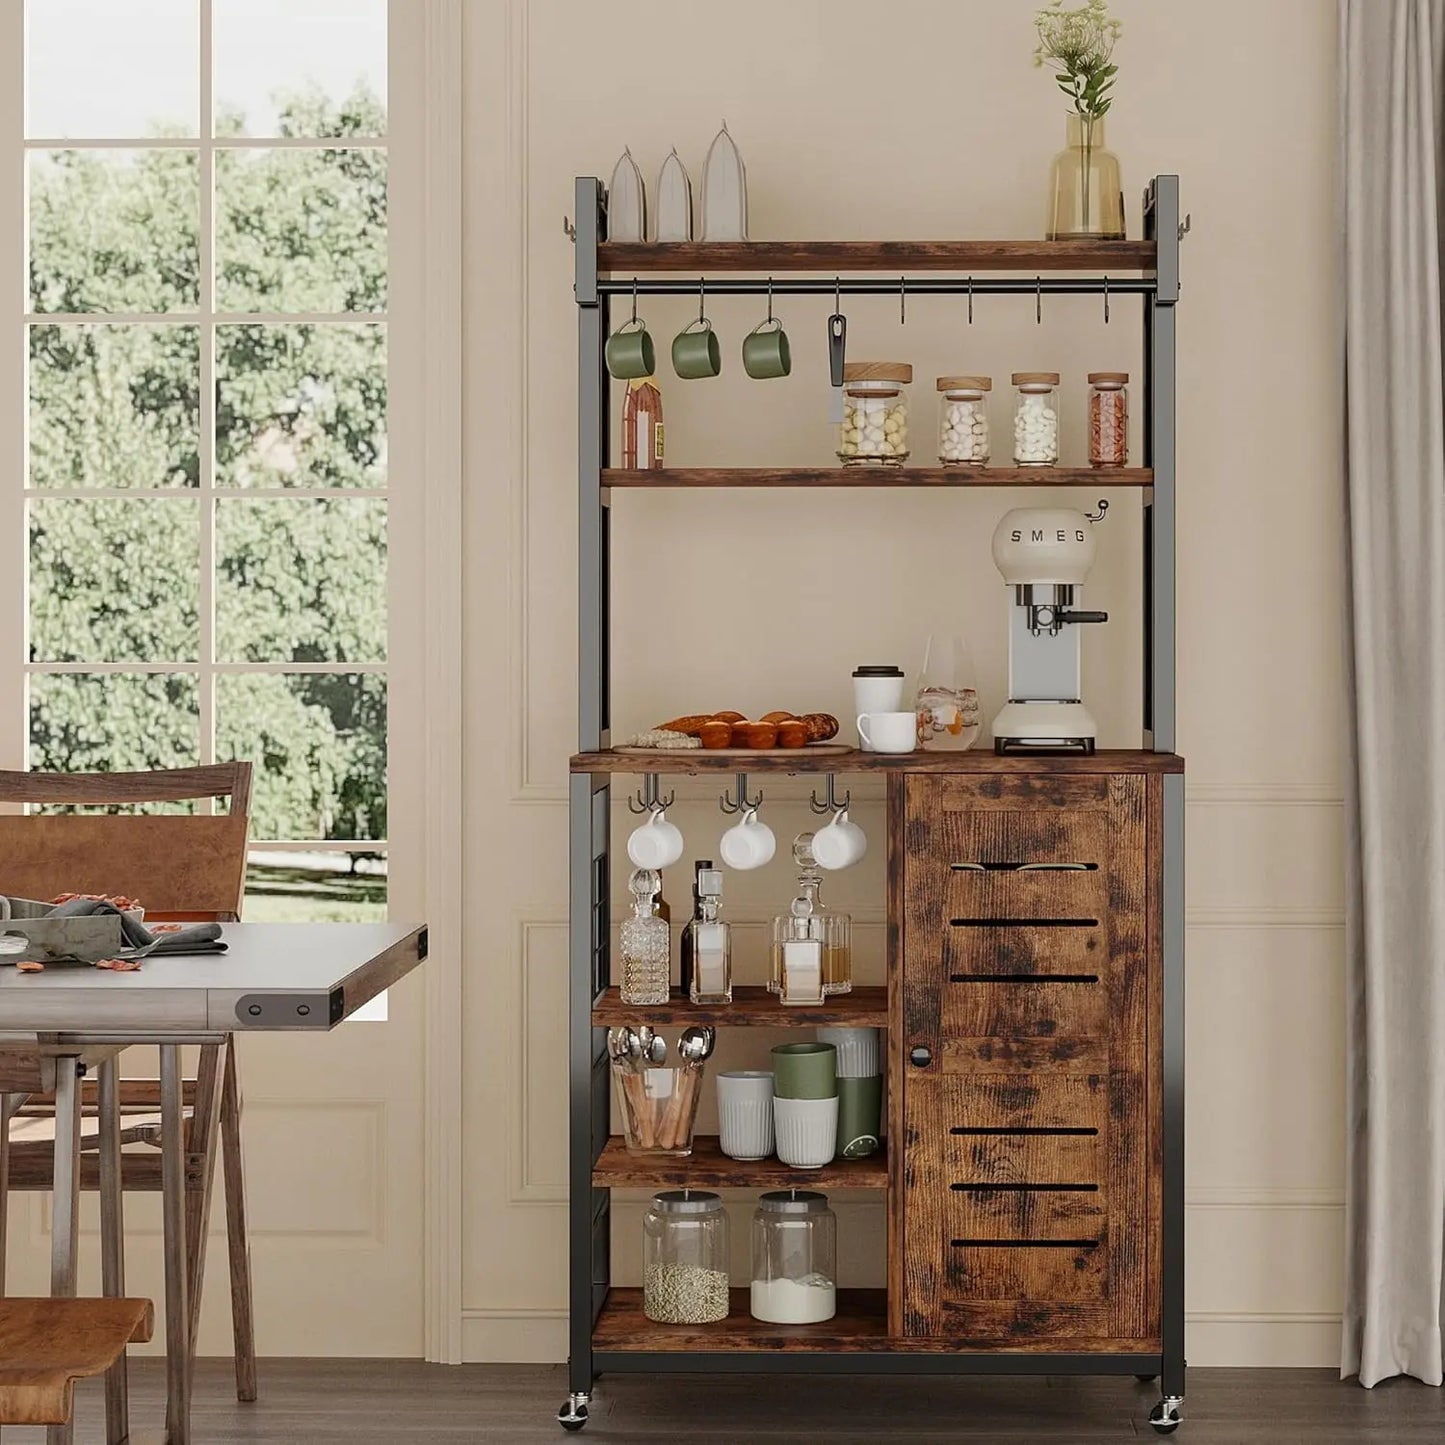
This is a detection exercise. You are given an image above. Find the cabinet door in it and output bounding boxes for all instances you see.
[899,773,1158,1347]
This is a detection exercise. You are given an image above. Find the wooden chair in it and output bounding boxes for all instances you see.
[0,764,258,1408]
[0,1297,154,1427]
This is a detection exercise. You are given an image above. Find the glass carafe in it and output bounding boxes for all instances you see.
[620,868,670,1006]
[915,633,982,752]
[769,836,852,1000]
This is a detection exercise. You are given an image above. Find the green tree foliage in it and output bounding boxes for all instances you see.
[27,87,388,841]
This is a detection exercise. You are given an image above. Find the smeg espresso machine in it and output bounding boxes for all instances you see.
[989,501,1110,754]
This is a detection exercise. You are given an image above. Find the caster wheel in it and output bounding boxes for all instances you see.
[1135,1373,1159,1383]
[557,1399,589,1433]
[1148,1401,1182,1435]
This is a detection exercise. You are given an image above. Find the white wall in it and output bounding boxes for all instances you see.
[461,0,1342,1366]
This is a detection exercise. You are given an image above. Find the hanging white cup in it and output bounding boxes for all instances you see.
[627,807,685,870]
[719,807,776,871]
[811,808,867,871]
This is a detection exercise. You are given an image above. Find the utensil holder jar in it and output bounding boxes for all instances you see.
[613,1058,707,1156]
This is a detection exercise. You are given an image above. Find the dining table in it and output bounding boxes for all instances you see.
[0,920,427,1444]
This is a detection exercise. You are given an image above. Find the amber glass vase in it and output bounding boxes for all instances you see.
[1046,113,1125,240]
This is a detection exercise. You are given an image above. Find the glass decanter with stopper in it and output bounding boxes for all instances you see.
[686,865,732,1006]
[769,835,853,1003]
[621,867,670,1006]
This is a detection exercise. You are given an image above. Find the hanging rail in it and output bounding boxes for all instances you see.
[596,275,1154,298]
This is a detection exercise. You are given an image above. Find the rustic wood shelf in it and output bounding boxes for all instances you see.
[573,749,1185,776]
[604,466,1152,489]
[593,1135,887,1191]
[596,239,1156,274]
[593,984,888,1029]
[593,1287,889,1352]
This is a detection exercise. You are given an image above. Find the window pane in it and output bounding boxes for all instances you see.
[29,150,200,314]
[217,673,386,841]
[30,325,200,489]
[216,149,386,313]
[243,849,387,922]
[215,497,386,663]
[216,325,385,489]
[27,0,199,139]
[29,497,200,662]
[29,672,200,774]
[214,0,386,138]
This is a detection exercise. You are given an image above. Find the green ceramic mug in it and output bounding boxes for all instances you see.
[742,317,791,380]
[672,319,722,379]
[836,1074,883,1159]
[605,319,655,380]
[771,1042,836,1100]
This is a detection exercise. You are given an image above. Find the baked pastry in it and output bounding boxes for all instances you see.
[800,713,840,742]
[776,719,809,749]
[697,720,733,749]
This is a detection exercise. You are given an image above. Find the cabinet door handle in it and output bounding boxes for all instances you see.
[909,1045,933,1069]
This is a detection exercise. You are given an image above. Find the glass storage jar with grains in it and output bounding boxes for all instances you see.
[643,1190,730,1324]
[837,362,911,465]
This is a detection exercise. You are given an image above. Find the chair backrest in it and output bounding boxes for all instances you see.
[0,763,252,922]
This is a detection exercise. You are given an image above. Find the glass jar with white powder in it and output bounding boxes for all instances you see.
[750,1189,837,1324]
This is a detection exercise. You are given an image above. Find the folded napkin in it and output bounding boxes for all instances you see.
[47,898,226,956]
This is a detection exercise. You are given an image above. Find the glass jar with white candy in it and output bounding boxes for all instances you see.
[837,362,911,466]
[936,375,991,465]
[1012,371,1060,466]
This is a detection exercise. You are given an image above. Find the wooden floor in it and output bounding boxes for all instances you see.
[20,1358,1443,1442]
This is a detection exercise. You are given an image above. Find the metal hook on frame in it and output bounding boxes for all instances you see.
[834,276,841,314]
[631,277,639,326]
[563,215,576,241]
[900,276,907,326]
[766,277,774,324]
[967,276,974,325]
[719,773,763,815]
[627,773,675,815]
[698,278,707,325]
[808,773,852,816]
[1035,275,1042,325]
[1102,274,1110,325]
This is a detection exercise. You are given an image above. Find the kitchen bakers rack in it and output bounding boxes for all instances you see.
[564,176,1186,1436]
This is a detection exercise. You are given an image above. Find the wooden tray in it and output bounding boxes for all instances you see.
[612,743,852,758]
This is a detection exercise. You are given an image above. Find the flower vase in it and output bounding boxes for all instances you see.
[1046,113,1125,240]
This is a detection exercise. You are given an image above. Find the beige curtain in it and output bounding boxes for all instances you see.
[1340,0,1445,1389]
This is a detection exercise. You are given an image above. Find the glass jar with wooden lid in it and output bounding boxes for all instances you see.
[1088,371,1129,466]
[837,361,912,466]
[1012,371,1061,466]
[936,375,991,465]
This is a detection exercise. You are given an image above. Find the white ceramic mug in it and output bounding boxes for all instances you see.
[627,807,685,870]
[719,807,776,871]
[856,711,916,754]
[773,1095,839,1169]
[717,1070,775,1160]
[811,807,867,871]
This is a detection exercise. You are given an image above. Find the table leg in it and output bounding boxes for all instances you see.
[160,1045,191,1445]
[0,1092,19,1295]
[98,1058,129,1444]
[48,1059,82,1445]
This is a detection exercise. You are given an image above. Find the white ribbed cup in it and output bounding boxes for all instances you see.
[717,1071,775,1160]
[816,1027,881,1079]
[773,1095,839,1169]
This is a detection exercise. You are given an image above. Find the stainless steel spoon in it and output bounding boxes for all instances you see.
[637,1024,667,1066]
[677,1025,715,1064]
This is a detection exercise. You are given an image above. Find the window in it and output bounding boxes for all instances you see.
[16,0,391,924]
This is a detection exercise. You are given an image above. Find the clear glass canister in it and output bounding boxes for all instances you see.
[1013,371,1060,466]
[1088,371,1128,466]
[837,362,912,465]
[643,1189,730,1324]
[936,375,991,465]
[750,1189,837,1324]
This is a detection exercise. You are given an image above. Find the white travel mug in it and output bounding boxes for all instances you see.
[853,666,906,749]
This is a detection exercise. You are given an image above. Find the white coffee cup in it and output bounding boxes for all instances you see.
[627,807,684,870]
[853,666,906,749]
[719,807,776,871]
[856,711,916,754]
[717,1070,775,1160]
[811,807,867,871]
[773,1095,839,1169]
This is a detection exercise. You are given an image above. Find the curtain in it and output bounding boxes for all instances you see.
[1340,0,1445,1389]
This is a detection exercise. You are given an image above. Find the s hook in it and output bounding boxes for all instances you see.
[719,773,763,816]
[627,774,675,814]
[1102,274,1110,325]
[967,276,974,325]
[1036,275,1042,325]
[900,276,907,326]
[808,773,852,816]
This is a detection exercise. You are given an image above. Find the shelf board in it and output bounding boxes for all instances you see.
[594,1135,887,1191]
[593,984,887,1029]
[594,1287,888,1352]
[604,466,1152,489]
[573,748,1185,776]
[596,239,1156,274]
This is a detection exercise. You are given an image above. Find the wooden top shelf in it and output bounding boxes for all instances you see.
[573,749,1184,776]
[596,239,1156,274]
[593,985,887,1029]
[594,1135,887,1191]
[603,466,1151,490]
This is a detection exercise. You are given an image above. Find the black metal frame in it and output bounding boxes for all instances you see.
[569,174,1184,1408]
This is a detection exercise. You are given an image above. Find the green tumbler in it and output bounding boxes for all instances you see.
[836,1074,883,1159]
[771,1042,836,1100]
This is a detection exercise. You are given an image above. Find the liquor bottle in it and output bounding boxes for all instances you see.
[769,835,852,1001]
[678,859,712,998]
[620,868,670,1006]
[687,867,733,1006]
